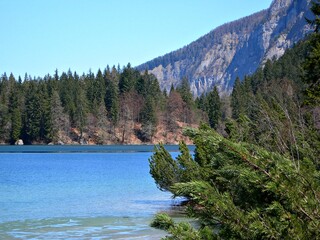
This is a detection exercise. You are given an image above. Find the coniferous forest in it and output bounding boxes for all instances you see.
[0,64,208,145]
[149,2,320,239]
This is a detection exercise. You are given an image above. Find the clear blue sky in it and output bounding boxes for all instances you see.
[0,0,272,78]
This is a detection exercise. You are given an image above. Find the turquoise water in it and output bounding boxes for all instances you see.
[0,146,185,239]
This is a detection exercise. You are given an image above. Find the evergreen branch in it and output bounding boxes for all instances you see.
[224,142,271,178]
[295,172,320,205]
[299,206,314,221]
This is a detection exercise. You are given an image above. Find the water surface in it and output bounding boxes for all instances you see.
[0,146,185,239]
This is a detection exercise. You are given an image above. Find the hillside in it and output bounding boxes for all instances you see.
[137,0,312,96]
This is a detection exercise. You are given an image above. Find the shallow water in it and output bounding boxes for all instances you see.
[0,146,185,239]
[0,216,167,239]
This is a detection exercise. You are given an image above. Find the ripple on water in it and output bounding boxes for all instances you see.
[0,216,167,239]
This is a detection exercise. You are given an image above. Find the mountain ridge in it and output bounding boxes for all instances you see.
[136,0,312,96]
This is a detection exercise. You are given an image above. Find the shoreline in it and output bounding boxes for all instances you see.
[0,144,196,154]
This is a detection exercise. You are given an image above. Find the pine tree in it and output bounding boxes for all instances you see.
[119,63,139,93]
[206,86,221,129]
[8,75,23,143]
[24,82,42,142]
[231,77,244,119]
[86,69,105,114]
[104,66,119,125]
[177,77,193,107]
[195,93,206,111]
[263,59,274,82]
[38,82,52,142]
[149,144,179,191]
[136,71,148,97]
[85,69,95,107]
[140,96,157,142]
[0,73,12,142]
[22,81,52,143]
[59,71,76,125]
[150,125,320,239]
[0,102,10,142]
[11,107,22,143]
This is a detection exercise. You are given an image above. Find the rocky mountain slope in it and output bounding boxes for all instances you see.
[136,0,312,96]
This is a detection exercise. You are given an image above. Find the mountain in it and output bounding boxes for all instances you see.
[136,0,313,96]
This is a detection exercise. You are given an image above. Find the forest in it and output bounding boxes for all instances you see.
[0,63,213,145]
[149,2,320,238]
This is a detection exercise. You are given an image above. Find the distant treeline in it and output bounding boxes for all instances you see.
[0,64,212,144]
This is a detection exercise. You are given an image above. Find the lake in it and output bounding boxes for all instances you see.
[0,145,192,239]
